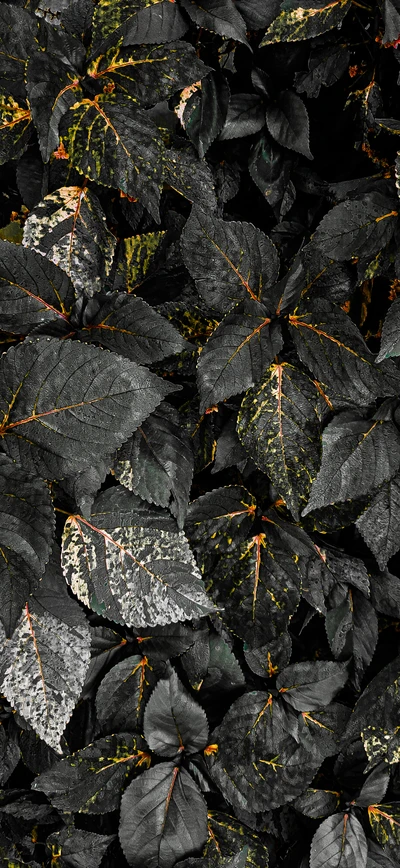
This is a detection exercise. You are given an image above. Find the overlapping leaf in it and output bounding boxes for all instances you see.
[260,0,352,45]
[238,363,321,520]
[22,186,116,297]
[0,337,173,478]
[310,813,368,868]
[368,804,400,848]
[181,208,279,313]
[265,90,313,159]
[0,454,54,635]
[119,762,208,868]
[185,485,257,560]
[356,474,400,569]
[311,193,398,261]
[0,2,39,99]
[180,72,230,158]
[276,661,348,711]
[113,231,165,292]
[345,654,400,766]
[179,0,249,44]
[143,668,208,755]
[0,92,32,165]
[26,51,82,162]
[61,486,215,628]
[0,551,91,751]
[59,95,164,221]
[90,0,188,54]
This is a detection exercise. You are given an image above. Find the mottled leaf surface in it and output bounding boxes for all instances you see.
[0,92,32,166]
[96,655,158,734]
[91,0,187,53]
[26,51,82,162]
[22,186,116,297]
[261,0,352,45]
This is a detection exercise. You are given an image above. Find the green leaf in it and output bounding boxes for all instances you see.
[185,485,257,560]
[181,208,279,313]
[369,804,400,848]
[265,91,313,159]
[119,761,208,868]
[179,0,249,45]
[26,51,82,162]
[0,337,173,479]
[197,300,283,413]
[377,298,400,361]
[208,692,323,812]
[0,92,32,166]
[61,486,215,628]
[113,402,194,529]
[0,550,91,752]
[277,661,348,711]
[289,299,400,406]
[303,416,400,514]
[0,238,75,334]
[33,732,149,812]
[87,41,210,105]
[260,0,352,45]
[310,813,368,868]
[294,788,341,819]
[143,668,208,756]
[22,186,116,298]
[91,0,188,54]
[96,655,158,735]
[356,475,400,569]
[59,95,164,222]
[180,72,230,158]
[0,454,54,635]
[311,193,398,261]
[77,293,188,362]
[237,362,321,520]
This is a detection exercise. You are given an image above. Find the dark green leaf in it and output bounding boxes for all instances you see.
[377,298,400,361]
[164,144,218,210]
[186,485,257,559]
[294,788,340,819]
[0,2,38,100]
[46,828,114,868]
[119,761,208,868]
[356,475,400,569]
[345,654,400,766]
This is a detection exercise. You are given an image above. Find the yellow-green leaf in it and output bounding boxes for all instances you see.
[260,0,351,45]
[0,93,32,166]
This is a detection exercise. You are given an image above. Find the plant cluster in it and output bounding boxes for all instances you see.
[1,0,400,866]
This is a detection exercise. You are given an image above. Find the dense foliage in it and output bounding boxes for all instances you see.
[1,0,400,865]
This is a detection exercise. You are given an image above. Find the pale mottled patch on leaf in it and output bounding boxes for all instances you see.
[114,231,165,292]
[260,0,351,45]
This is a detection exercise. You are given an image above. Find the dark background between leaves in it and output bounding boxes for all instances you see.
[2,0,400,866]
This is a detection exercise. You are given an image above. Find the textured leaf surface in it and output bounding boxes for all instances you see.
[33,733,149,812]
[368,804,400,848]
[91,0,187,53]
[113,231,165,292]
[303,417,400,514]
[0,551,91,751]
[311,193,398,261]
[0,338,173,479]
[185,485,257,559]
[377,298,400,361]
[237,363,321,520]
[265,91,313,159]
[163,145,218,210]
[219,94,265,141]
[46,828,114,868]
[260,0,352,45]
[277,661,348,711]
[345,655,400,766]
[197,300,283,412]
[0,454,54,635]
[26,51,82,162]
[59,96,164,222]
[119,761,208,868]
[179,0,249,44]
[113,402,194,528]
[181,72,230,158]
[181,208,279,313]
[143,668,208,756]
[22,186,116,298]
[310,813,368,868]
[96,655,158,734]
[356,475,400,569]
[0,2,38,99]
[77,293,187,362]
[0,92,32,166]
[61,486,215,628]
[0,239,75,334]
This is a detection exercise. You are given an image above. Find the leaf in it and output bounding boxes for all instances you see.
[294,788,341,819]
[185,485,257,560]
[237,363,321,520]
[61,486,215,628]
[91,0,188,54]
[277,661,348,711]
[383,0,400,43]
[26,51,82,162]
[367,839,397,867]
[326,590,378,690]
[205,812,270,867]
[201,633,245,697]
[22,186,117,298]
[113,231,165,292]
[119,761,208,868]
[0,454,54,636]
[0,2,39,100]
[0,239,75,334]
[95,655,158,734]
[0,725,20,786]
[163,145,218,211]
[197,300,283,412]
[46,828,114,868]
[260,0,352,45]
[181,207,279,313]
[356,475,400,569]
[59,95,164,222]
[209,533,302,647]
[311,193,398,261]
[87,41,210,105]
[143,668,208,756]
[0,337,174,479]
[368,804,400,848]
[289,299,400,406]
[208,692,323,813]
[180,72,230,158]
[248,133,286,208]
[218,94,265,141]
[303,416,400,514]
[0,550,91,752]
[345,654,400,766]
[77,293,188,362]
[0,92,32,166]
[294,44,350,99]
[179,0,249,45]
[310,813,368,868]
[113,402,194,529]
[33,732,149,812]
[377,298,400,361]
[265,91,313,159]
[356,765,390,807]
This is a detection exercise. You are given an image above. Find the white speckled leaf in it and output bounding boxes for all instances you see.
[22,186,116,297]
[0,550,91,753]
[61,486,216,628]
